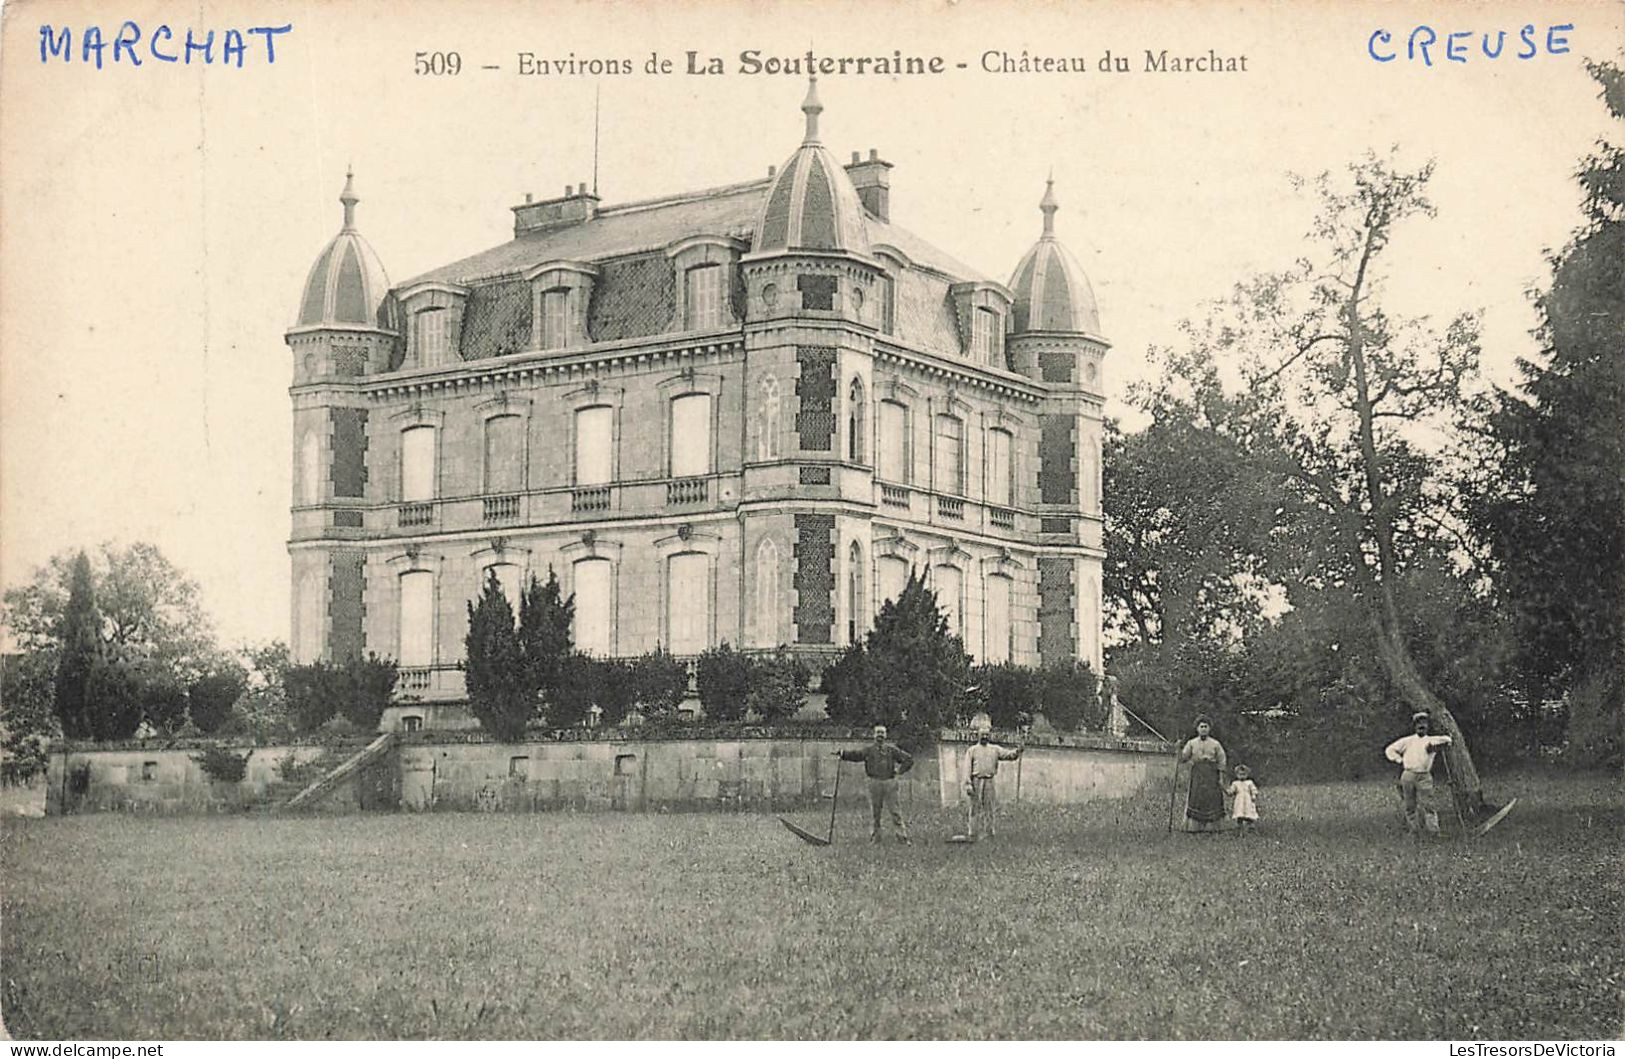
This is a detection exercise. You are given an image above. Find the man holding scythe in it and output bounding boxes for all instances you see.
[962,723,1023,841]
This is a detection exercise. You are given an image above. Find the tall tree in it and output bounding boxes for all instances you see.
[464,573,532,741]
[824,571,969,742]
[1185,155,1495,813]
[51,552,101,739]
[1470,62,1624,762]
[517,569,574,710]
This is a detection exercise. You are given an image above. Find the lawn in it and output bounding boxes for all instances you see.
[1,771,1619,1040]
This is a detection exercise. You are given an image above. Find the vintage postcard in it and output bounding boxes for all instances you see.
[1,0,1620,1045]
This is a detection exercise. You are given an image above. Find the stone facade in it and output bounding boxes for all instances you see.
[286,83,1110,720]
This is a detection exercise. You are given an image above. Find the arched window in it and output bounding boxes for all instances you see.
[847,541,865,645]
[984,574,1013,664]
[670,394,712,478]
[755,537,781,646]
[299,432,321,507]
[932,565,964,640]
[879,401,910,483]
[400,426,437,502]
[484,563,522,614]
[934,415,964,495]
[398,570,435,668]
[988,428,1014,506]
[667,553,709,655]
[847,378,866,464]
[483,415,523,494]
[877,557,910,611]
[573,558,613,656]
[574,406,613,485]
[757,376,781,461]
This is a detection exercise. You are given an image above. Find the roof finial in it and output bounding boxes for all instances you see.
[1040,173,1059,237]
[340,167,359,231]
[801,74,823,144]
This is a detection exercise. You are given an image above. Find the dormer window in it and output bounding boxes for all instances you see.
[541,288,571,350]
[524,261,598,352]
[950,281,1015,368]
[667,236,744,332]
[685,265,724,329]
[395,282,470,370]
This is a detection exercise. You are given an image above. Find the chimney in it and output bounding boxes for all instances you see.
[845,148,893,222]
[511,182,601,236]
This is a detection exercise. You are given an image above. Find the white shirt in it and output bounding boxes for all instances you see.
[1385,733,1452,771]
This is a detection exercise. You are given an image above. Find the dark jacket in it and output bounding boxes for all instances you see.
[841,742,913,780]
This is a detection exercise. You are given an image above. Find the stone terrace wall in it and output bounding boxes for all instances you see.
[43,730,1170,815]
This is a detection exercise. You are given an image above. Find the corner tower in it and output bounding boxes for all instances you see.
[739,78,884,661]
[1007,178,1109,674]
[285,171,399,664]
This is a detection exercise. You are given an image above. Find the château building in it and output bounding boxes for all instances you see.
[286,80,1109,726]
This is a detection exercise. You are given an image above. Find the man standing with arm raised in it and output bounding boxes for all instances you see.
[838,725,913,844]
[1386,711,1454,840]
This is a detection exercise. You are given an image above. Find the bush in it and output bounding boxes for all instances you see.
[596,659,637,726]
[696,644,752,723]
[747,649,811,722]
[970,663,1041,730]
[1564,669,1622,768]
[285,656,398,734]
[193,745,249,784]
[465,576,534,742]
[633,648,690,718]
[1038,662,1102,731]
[187,668,247,734]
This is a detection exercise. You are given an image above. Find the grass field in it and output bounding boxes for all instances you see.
[1,771,1619,1040]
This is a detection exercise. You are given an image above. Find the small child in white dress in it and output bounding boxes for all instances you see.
[1227,763,1259,834]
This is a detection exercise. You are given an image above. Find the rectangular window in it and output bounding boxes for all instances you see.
[398,570,435,667]
[972,307,1002,365]
[416,309,451,364]
[878,401,910,483]
[574,406,613,485]
[934,415,964,496]
[877,274,895,334]
[509,756,529,777]
[573,559,612,656]
[988,428,1013,506]
[686,265,723,329]
[541,289,570,350]
[401,426,437,502]
[667,553,709,655]
[484,415,523,494]
[670,394,712,478]
[141,761,158,782]
[985,575,1012,664]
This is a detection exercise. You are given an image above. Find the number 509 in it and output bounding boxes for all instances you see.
[415,51,462,75]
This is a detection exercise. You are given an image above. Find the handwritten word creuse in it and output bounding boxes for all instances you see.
[1367,23,1573,65]
[38,22,292,67]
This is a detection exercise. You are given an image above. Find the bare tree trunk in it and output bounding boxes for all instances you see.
[1344,221,1489,819]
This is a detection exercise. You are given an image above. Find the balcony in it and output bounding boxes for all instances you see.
[395,664,466,700]
[667,477,708,506]
[483,494,521,523]
[937,496,965,520]
[572,486,612,513]
[880,483,911,508]
[398,503,433,528]
[990,507,1015,531]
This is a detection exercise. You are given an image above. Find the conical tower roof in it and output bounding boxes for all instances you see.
[1007,177,1100,336]
[294,170,396,329]
[754,77,870,255]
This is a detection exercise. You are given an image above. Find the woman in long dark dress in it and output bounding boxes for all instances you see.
[1178,716,1228,832]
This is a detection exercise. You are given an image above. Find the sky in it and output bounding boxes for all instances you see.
[1,0,1620,650]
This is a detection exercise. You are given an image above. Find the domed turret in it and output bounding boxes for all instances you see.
[754,77,870,255]
[1008,178,1100,336]
[294,170,396,330]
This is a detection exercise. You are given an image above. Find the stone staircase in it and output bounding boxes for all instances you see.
[282,733,397,810]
